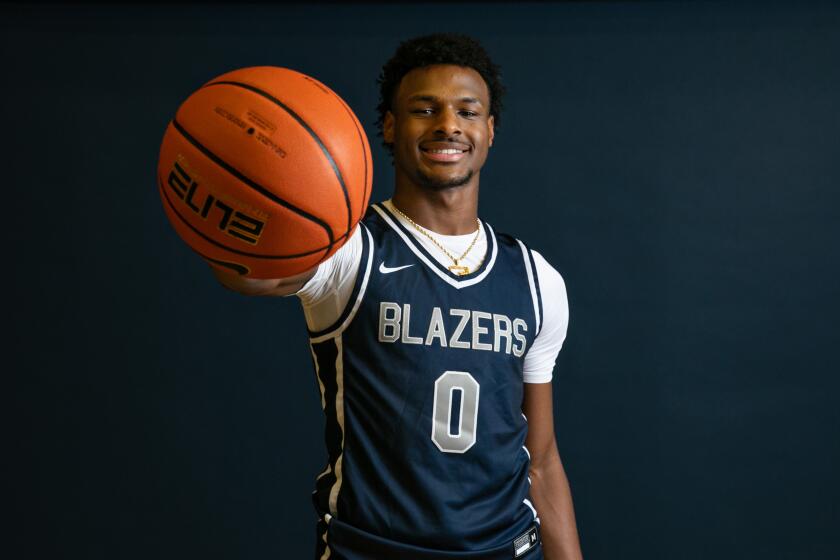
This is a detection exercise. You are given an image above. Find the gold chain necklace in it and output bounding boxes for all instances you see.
[391,203,482,276]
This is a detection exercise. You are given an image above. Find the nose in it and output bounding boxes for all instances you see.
[434,107,461,137]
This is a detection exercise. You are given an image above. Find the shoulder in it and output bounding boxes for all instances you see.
[520,246,570,382]
[294,224,366,306]
[507,234,569,324]
[530,249,567,301]
[492,226,567,295]
[486,225,521,250]
[529,248,569,338]
[361,201,395,237]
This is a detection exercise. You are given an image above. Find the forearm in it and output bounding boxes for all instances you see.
[529,448,583,560]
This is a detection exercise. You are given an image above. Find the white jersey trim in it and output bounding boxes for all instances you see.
[327,336,346,517]
[309,225,374,344]
[517,239,542,337]
[371,204,499,289]
[523,497,538,520]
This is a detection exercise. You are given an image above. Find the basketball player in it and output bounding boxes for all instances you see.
[211,34,583,560]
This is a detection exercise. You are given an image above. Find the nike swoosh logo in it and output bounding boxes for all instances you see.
[379,262,414,274]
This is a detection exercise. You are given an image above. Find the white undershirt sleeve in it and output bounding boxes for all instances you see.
[287,226,364,333]
[522,250,570,383]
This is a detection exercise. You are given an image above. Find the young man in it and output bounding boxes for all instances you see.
[213,34,583,560]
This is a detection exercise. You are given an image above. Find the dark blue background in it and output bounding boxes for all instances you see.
[5,2,839,558]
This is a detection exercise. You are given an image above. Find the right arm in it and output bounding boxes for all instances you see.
[210,265,317,297]
[210,224,364,325]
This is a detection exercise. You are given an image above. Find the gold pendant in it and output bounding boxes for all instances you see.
[449,264,470,276]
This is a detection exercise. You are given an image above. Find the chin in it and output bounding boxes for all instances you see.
[415,169,474,191]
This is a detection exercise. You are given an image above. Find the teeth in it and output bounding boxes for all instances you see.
[428,149,463,154]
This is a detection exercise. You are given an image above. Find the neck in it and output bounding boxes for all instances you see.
[391,180,480,236]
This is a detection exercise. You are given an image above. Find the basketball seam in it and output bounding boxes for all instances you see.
[332,93,370,231]
[170,118,336,251]
[203,79,354,237]
[159,174,347,259]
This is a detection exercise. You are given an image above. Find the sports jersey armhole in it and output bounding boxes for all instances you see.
[516,239,544,337]
[307,224,374,342]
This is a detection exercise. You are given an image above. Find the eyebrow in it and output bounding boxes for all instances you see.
[407,94,483,105]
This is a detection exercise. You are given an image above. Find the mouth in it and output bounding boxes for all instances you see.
[419,142,470,163]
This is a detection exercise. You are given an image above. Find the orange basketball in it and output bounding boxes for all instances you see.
[157,66,372,278]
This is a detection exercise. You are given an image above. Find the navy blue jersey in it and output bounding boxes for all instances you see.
[308,203,545,559]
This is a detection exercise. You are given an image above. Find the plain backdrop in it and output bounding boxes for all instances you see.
[5,1,839,559]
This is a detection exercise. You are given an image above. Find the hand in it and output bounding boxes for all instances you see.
[209,263,318,297]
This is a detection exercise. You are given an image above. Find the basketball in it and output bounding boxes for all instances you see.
[157,66,372,278]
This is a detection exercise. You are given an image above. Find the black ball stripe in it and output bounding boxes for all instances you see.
[171,117,336,254]
[203,79,354,237]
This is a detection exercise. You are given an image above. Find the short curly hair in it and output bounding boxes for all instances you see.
[375,33,505,155]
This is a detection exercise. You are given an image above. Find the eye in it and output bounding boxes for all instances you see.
[459,110,479,118]
[411,108,434,115]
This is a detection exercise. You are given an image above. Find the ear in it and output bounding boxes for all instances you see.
[383,111,395,144]
[488,115,495,147]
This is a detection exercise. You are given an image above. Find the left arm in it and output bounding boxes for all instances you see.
[523,381,583,560]
[521,249,581,558]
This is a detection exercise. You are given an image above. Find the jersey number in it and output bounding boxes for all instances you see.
[431,371,480,453]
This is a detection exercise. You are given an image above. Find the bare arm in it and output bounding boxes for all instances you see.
[209,265,317,297]
[523,381,584,560]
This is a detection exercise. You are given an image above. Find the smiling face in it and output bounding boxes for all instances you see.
[383,64,495,192]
